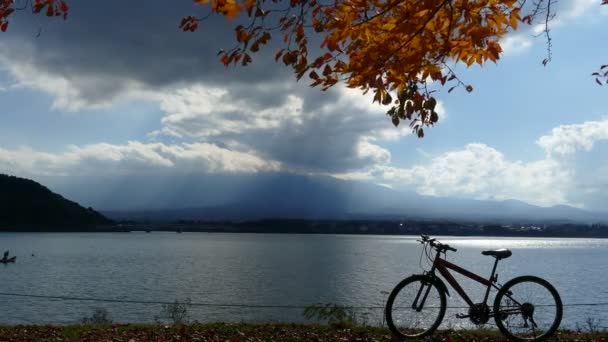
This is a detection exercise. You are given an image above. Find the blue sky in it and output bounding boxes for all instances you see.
[1,0,607,211]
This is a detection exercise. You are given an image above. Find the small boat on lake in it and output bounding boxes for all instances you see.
[0,256,16,263]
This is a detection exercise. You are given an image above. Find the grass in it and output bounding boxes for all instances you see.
[0,323,607,341]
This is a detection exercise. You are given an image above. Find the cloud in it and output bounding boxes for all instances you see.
[0,74,434,176]
[156,82,419,173]
[0,0,603,113]
[2,115,607,210]
[0,142,280,177]
[0,0,447,122]
[567,0,598,18]
[0,0,288,111]
[0,146,76,176]
[500,34,533,56]
[369,144,571,207]
[159,84,304,138]
[537,119,608,156]
[2,1,605,211]
[0,50,152,111]
[0,1,424,174]
[531,0,602,34]
[501,0,603,57]
[343,118,608,209]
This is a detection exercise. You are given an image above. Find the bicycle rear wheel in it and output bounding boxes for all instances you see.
[493,275,562,341]
[385,274,446,339]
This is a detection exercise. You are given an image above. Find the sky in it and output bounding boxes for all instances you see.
[0,0,608,211]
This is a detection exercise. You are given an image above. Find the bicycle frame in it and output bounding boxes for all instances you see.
[429,249,502,308]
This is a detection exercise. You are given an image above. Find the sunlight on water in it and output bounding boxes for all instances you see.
[442,237,608,249]
[385,235,608,249]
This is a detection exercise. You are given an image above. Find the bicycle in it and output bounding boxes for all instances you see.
[385,235,562,341]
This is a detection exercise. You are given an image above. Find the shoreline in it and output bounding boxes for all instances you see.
[3,217,608,238]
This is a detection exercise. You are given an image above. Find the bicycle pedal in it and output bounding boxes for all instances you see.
[456,313,469,319]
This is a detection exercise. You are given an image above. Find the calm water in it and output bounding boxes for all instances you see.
[0,233,606,328]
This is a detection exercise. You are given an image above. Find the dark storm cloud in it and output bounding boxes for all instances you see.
[1,0,292,105]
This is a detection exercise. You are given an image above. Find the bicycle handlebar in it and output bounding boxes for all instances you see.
[418,235,457,252]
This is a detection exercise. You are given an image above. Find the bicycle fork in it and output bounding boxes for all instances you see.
[412,281,433,312]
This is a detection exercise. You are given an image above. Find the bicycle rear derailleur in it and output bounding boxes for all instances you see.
[456,303,491,325]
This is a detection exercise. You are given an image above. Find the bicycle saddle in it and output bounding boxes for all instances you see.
[481,249,512,259]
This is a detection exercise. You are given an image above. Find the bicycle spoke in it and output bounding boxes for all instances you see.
[386,276,446,338]
[494,276,562,341]
[393,283,442,331]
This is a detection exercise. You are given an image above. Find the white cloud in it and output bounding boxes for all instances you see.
[159,85,304,138]
[537,119,608,156]
[531,0,601,35]
[0,146,78,176]
[0,75,436,176]
[0,43,154,112]
[502,0,603,57]
[568,0,598,18]
[356,138,391,165]
[332,170,375,182]
[346,118,608,208]
[500,35,533,56]
[368,143,572,207]
[0,142,280,176]
[0,41,416,173]
[1,0,606,212]
[156,83,420,173]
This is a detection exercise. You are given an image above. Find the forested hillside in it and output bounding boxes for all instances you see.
[0,174,111,230]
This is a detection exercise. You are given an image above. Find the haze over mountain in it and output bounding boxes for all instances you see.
[37,173,607,224]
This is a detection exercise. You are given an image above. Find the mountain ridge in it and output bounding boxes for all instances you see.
[38,172,605,224]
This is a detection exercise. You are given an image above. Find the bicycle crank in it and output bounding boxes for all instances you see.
[468,303,491,325]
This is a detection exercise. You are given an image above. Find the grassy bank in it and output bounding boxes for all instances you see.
[0,323,606,341]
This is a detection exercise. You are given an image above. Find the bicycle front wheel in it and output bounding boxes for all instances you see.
[493,275,563,341]
[385,275,447,339]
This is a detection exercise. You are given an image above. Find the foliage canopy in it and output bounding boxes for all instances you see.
[1,0,606,136]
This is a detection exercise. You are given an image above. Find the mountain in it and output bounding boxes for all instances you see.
[37,172,608,224]
[0,174,112,230]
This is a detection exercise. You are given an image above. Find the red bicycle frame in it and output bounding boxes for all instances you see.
[430,251,502,307]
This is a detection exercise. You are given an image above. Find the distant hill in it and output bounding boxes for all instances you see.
[40,172,607,224]
[0,174,112,231]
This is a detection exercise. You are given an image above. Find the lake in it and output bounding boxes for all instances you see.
[0,233,606,329]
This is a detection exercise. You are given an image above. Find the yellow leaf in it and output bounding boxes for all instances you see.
[509,9,519,29]
[381,22,395,31]
[223,1,241,19]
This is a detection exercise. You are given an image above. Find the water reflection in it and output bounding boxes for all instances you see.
[0,233,605,328]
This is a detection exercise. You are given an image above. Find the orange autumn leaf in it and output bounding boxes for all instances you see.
[222,0,240,19]
[2,0,606,137]
[1,0,68,32]
[179,0,550,136]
